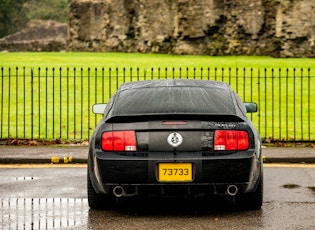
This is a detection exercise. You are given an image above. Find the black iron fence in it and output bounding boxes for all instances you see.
[1,67,314,142]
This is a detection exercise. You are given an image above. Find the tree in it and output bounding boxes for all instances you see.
[0,0,69,38]
[0,0,27,37]
[24,0,69,22]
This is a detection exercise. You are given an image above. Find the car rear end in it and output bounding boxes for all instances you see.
[90,114,261,198]
[88,80,263,209]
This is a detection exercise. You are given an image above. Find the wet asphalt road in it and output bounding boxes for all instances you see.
[0,164,314,230]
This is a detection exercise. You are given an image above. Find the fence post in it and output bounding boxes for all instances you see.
[80,67,83,140]
[308,68,311,141]
[73,67,76,140]
[293,68,296,141]
[271,68,274,140]
[0,67,3,139]
[31,68,34,140]
[67,67,69,140]
[300,68,303,141]
[15,67,18,139]
[278,68,282,140]
[7,68,11,139]
[38,68,41,139]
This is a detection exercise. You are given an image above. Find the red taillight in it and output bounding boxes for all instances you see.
[214,130,249,151]
[102,131,137,151]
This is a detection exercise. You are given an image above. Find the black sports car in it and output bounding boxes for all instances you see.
[88,79,263,210]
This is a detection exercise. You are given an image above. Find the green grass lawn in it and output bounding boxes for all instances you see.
[1,52,315,70]
[1,52,315,142]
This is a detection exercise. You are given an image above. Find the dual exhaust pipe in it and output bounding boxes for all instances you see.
[113,184,238,197]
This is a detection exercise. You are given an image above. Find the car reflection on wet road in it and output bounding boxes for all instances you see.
[0,164,314,229]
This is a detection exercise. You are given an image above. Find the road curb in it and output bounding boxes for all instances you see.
[0,158,87,164]
[263,157,315,164]
[0,145,314,164]
[1,157,314,164]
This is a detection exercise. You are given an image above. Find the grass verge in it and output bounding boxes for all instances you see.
[1,52,315,141]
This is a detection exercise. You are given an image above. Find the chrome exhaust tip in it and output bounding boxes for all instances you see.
[227,185,238,196]
[113,186,138,198]
[113,186,125,198]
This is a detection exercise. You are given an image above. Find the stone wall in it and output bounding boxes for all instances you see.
[68,0,315,57]
[0,20,67,52]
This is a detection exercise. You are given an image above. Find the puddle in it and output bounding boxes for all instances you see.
[0,198,88,229]
[308,187,315,194]
[282,184,301,189]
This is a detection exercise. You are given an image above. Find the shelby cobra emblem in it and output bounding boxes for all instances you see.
[167,132,183,147]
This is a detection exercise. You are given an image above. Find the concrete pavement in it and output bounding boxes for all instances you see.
[0,144,314,164]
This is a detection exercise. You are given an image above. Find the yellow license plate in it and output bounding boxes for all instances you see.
[158,163,193,182]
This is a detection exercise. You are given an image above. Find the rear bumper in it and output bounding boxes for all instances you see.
[92,150,262,196]
[102,182,259,198]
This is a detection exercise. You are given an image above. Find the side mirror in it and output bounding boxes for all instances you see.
[244,102,258,113]
[92,103,107,114]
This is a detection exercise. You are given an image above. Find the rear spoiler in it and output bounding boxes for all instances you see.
[105,114,245,123]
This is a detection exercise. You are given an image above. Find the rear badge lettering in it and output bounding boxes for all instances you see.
[167,132,183,148]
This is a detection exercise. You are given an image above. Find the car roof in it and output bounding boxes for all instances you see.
[106,79,243,118]
[117,79,230,91]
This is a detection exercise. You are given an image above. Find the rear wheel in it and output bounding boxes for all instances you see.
[87,170,115,210]
[235,170,263,210]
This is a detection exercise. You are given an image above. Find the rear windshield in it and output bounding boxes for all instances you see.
[111,86,236,116]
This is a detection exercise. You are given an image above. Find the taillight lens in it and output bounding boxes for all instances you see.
[102,131,137,151]
[214,130,249,150]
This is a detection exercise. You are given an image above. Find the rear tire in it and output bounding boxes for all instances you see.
[235,169,263,210]
[87,170,115,210]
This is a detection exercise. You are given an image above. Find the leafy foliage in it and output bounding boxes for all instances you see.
[0,0,69,38]
[0,0,27,37]
[24,0,69,22]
